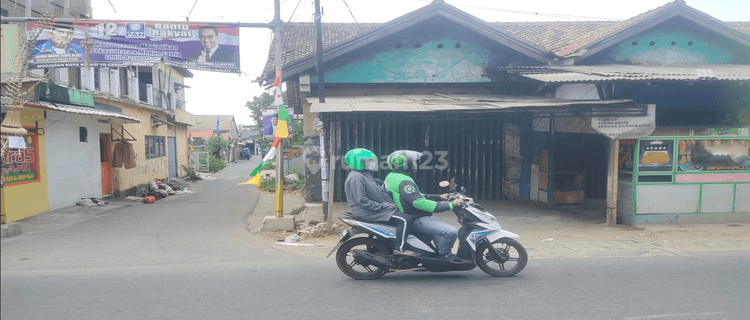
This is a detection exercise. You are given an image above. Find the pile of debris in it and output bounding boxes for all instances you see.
[76,198,108,207]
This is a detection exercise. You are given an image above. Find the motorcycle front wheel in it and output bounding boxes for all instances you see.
[476,238,528,277]
[335,237,389,280]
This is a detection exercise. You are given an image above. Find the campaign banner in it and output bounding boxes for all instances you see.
[27,20,240,73]
[262,107,294,139]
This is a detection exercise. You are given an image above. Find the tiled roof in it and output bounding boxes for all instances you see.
[261,22,379,81]
[260,2,750,83]
[191,115,236,132]
[492,21,620,57]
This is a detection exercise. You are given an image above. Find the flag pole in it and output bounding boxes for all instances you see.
[273,0,284,218]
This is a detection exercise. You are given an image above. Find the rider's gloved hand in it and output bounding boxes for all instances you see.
[451,198,465,207]
[440,194,449,200]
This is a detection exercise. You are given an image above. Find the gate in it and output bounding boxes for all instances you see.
[327,115,504,201]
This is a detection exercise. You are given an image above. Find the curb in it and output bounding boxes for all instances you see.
[1,222,22,238]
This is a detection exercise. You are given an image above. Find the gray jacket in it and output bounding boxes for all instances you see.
[344,170,398,222]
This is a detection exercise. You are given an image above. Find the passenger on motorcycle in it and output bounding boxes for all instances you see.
[384,150,466,263]
[343,148,414,255]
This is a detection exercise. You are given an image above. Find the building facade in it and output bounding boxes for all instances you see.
[260,0,749,224]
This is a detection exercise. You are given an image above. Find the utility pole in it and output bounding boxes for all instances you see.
[314,0,325,103]
[273,0,285,218]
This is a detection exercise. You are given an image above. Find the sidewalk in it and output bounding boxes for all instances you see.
[249,192,750,259]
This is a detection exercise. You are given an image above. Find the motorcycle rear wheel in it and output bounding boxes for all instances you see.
[335,237,390,280]
[476,238,528,277]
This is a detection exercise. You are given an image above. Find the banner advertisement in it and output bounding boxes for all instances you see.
[27,20,240,73]
[262,107,294,139]
[3,133,40,186]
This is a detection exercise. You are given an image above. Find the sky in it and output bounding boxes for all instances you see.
[87,0,750,125]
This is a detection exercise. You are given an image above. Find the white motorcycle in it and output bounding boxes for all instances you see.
[328,178,528,280]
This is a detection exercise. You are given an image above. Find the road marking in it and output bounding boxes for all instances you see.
[623,311,729,319]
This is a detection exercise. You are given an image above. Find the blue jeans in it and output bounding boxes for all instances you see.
[412,216,458,256]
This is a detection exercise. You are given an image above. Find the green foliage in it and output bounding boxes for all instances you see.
[187,168,201,181]
[290,119,303,145]
[259,175,306,192]
[262,162,276,170]
[209,155,226,173]
[205,136,229,156]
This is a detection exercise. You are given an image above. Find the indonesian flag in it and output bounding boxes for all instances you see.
[240,137,281,186]
[274,87,290,139]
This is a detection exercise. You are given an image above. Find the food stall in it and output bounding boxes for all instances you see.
[617,127,750,223]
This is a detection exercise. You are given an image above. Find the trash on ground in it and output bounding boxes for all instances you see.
[284,234,301,243]
[197,172,215,180]
[125,196,143,201]
[76,198,107,207]
[76,198,95,207]
[542,238,554,242]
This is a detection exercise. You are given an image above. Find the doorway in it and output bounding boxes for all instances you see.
[99,133,113,195]
[168,137,177,177]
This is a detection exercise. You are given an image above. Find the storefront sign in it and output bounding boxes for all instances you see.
[28,20,240,73]
[638,139,673,172]
[592,105,655,139]
[3,133,39,185]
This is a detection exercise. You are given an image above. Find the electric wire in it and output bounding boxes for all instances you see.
[340,0,468,80]
[288,0,304,22]
[412,0,621,21]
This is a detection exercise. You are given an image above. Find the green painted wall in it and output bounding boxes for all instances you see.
[315,18,538,84]
[609,26,740,64]
[322,37,492,83]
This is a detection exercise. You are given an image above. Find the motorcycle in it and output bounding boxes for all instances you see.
[327,178,528,280]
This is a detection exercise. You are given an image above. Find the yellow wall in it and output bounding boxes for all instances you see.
[102,99,193,193]
[1,108,49,222]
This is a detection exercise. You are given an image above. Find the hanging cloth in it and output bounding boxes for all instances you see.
[112,142,137,169]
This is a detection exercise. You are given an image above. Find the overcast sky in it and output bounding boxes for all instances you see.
[88,0,750,125]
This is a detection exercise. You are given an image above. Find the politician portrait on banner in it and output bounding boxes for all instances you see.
[27,20,240,73]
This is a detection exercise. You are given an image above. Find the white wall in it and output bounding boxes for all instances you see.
[44,111,110,210]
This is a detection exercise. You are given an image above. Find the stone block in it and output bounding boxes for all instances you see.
[260,216,296,232]
[1,223,22,238]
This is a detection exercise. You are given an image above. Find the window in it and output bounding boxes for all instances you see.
[145,136,166,159]
[79,127,88,142]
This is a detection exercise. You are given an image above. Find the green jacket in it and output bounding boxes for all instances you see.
[384,172,453,218]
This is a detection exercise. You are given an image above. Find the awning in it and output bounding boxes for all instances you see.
[28,101,141,123]
[151,114,174,127]
[520,64,750,83]
[308,94,643,117]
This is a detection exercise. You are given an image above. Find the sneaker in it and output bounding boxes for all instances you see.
[393,249,417,256]
[442,253,464,264]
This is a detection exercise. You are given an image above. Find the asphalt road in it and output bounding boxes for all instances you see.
[2,160,750,320]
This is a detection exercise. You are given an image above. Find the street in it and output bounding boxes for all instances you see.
[2,160,750,320]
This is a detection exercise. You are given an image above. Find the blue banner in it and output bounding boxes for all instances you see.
[28,20,240,73]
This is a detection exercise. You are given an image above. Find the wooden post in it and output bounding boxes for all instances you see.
[547,114,555,207]
[606,138,620,226]
[326,121,337,232]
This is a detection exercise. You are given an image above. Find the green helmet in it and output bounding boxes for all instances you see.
[345,148,379,172]
[387,150,423,174]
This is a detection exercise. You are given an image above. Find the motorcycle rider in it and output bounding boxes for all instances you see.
[343,148,414,255]
[384,150,465,263]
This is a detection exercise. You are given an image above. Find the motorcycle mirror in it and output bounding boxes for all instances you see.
[438,181,450,188]
[460,186,466,193]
